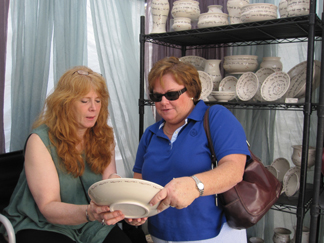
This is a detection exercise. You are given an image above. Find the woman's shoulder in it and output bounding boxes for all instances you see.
[32,124,49,135]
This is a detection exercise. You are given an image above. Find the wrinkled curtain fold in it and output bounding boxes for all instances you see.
[90,0,149,177]
[0,0,10,153]
[53,0,88,83]
[10,0,54,151]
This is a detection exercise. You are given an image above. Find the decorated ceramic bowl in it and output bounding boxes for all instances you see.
[197,13,229,28]
[223,55,258,74]
[240,3,278,23]
[210,91,236,102]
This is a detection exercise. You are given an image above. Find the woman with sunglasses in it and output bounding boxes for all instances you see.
[0,66,132,243]
[130,57,250,243]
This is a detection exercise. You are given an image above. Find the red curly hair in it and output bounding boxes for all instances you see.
[33,66,114,177]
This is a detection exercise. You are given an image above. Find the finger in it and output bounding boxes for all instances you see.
[103,211,125,225]
[149,188,168,206]
[157,200,170,212]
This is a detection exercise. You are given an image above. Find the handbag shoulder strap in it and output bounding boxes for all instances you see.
[203,107,217,168]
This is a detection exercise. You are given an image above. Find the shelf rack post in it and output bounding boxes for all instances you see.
[309,11,324,243]
[139,16,145,140]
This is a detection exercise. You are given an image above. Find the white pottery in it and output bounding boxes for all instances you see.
[271,158,290,182]
[249,237,264,243]
[227,0,250,24]
[223,55,258,74]
[236,72,259,101]
[283,166,301,197]
[266,165,279,179]
[291,225,309,243]
[279,0,288,18]
[219,76,238,92]
[179,55,206,71]
[210,91,236,102]
[171,0,200,21]
[198,71,213,100]
[273,227,292,243]
[254,67,276,101]
[285,60,321,98]
[151,0,170,34]
[204,59,222,90]
[260,71,290,102]
[207,5,223,13]
[287,0,309,17]
[260,57,283,72]
[172,17,192,31]
[197,13,229,28]
[88,178,165,218]
[240,3,278,23]
[291,145,316,168]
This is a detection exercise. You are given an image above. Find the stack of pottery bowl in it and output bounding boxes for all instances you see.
[171,0,200,22]
[240,3,278,23]
[223,55,258,74]
[287,0,309,17]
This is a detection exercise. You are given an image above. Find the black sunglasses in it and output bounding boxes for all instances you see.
[149,87,187,102]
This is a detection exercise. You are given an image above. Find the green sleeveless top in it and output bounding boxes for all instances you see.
[0,125,114,243]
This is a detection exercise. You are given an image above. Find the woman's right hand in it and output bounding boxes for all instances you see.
[88,201,125,225]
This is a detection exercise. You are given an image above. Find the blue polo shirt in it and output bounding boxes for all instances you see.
[133,101,250,241]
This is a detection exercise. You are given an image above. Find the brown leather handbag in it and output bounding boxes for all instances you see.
[203,107,282,229]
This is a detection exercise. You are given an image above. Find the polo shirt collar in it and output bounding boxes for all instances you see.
[148,100,209,134]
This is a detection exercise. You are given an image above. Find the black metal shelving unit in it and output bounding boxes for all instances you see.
[139,9,323,243]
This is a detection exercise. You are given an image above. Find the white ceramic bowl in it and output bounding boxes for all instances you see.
[287,0,309,17]
[179,55,206,71]
[223,55,259,74]
[198,71,213,100]
[197,13,229,28]
[260,71,290,101]
[283,167,301,197]
[240,3,278,23]
[266,165,278,179]
[271,157,290,182]
[210,91,236,102]
[285,60,321,98]
[291,145,316,168]
[219,76,238,92]
[88,178,165,218]
[172,17,192,31]
[254,67,276,101]
[236,72,259,101]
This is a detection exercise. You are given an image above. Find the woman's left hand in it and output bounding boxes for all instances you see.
[149,177,198,212]
[124,217,147,226]
[89,201,125,225]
